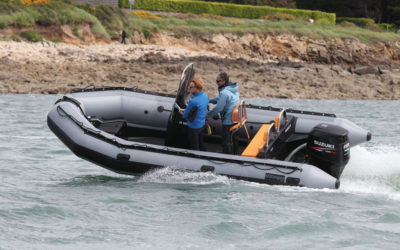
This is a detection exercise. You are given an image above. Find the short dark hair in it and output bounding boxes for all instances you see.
[217,72,229,84]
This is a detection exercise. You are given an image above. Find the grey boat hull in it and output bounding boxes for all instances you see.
[47,88,371,189]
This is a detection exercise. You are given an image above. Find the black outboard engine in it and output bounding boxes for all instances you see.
[307,123,350,179]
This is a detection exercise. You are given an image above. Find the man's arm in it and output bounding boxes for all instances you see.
[208,93,227,118]
[209,96,219,104]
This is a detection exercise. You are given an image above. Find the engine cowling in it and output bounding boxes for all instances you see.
[307,123,350,179]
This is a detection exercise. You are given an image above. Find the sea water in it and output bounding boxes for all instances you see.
[0,94,399,249]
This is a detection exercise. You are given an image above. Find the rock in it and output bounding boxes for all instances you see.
[277,61,304,68]
[212,34,230,50]
[351,66,381,75]
[333,50,354,64]
[138,52,167,63]
[318,48,330,63]
[0,56,18,67]
[306,46,318,58]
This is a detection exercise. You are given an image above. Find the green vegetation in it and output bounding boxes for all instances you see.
[337,17,375,27]
[0,0,398,44]
[49,38,61,43]
[119,0,129,8]
[128,13,399,43]
[197,0,297,8]
[94,5,124,31]
[0,0,109,39]
[0,14,13,29]
[195,0,400,29]
[376,23,398,33]
[337,17,399,33]
[132,0,336,24]
[20,29,42,41]
[296,0,400,26]
[10,34,22,41]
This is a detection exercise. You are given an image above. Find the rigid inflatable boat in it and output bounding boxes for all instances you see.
[47,63,371,189]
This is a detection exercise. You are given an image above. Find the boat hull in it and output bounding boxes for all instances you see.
[45,88,374,189]
[48,103,339,189]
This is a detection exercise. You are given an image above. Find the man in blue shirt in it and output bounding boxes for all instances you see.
[179,78,209,151]
[208,72,240,154]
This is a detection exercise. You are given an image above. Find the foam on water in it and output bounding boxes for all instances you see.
[340,146,400,200]
[345,146,400,176]
[129,144,400,197]
[134,145,400,202]
[138,167,232,185]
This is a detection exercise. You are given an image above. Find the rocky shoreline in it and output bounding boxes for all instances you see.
[1,36,400,99]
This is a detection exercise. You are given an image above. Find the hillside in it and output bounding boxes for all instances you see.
[1,38,399,99]
[0,1,400,99]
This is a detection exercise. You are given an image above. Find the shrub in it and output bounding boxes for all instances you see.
[20,29,42,41]
[338,21,357,28]
[21,0,51,5]
[74,3,94,15]
[10,34,22,41]
[0,2,24,14]
[0,0,110,39]
[108,30,119,39]
[376,23,397,32]
[199,13,222,19]
[142,28,151,38]
[336,17,375,27]
[266,13,295,21]
[72,24,83,39]
[366,23,381,32]
[35,5,58,25]
[13,11,36,28]
[91,21,110,40]
[0,14,13,28]
[197,0,297,8]
[95,4,124,30]
[131,0,336,24]
[133,10,161,20]
[119,0,129,8]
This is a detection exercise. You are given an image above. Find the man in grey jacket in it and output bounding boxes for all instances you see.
[208,72,240,154]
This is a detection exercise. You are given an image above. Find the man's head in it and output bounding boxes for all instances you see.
[189,78,203,94]
[216,72,229,87]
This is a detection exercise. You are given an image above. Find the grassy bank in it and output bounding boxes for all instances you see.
[0,0,399,44]
[129,11,400,44]
[127,0,335,24]
[0,0,109,39]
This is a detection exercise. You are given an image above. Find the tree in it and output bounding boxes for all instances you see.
[295,0,400,25]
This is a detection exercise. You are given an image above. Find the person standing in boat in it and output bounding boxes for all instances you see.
[208,72,240,154]
[178,78,209,151]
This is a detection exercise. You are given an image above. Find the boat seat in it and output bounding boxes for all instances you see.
[241,124,273,158]
[230,100,250,139]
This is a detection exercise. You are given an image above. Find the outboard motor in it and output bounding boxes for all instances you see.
[307,123,350,179]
